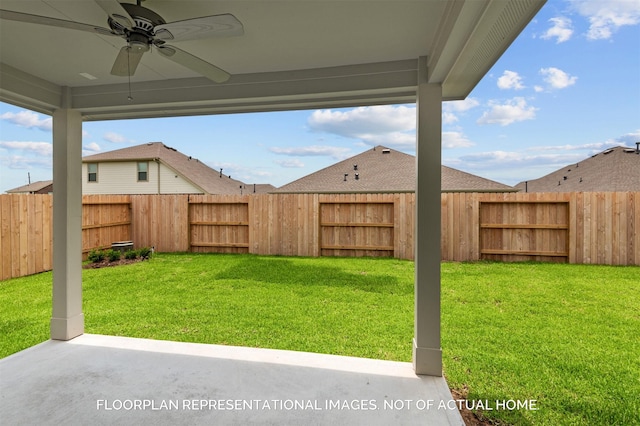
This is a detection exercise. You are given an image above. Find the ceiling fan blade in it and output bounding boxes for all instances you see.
[94,0,134,30]
[154,14,243,42]
[110,46,144,77]
[156,45,230,83]
[0,9,116,36]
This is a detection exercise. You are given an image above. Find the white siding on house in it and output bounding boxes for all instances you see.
[82,161,202,194]
[158,163,203,194]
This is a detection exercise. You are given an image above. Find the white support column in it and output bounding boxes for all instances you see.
[413,57,442,376]
[50,106,84,340]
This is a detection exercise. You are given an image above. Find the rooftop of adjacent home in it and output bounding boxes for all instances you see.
[274,146,516,193]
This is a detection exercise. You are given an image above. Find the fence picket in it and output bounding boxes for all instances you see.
[1,192,639,279]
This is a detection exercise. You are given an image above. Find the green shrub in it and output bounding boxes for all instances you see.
[105,249,121,262]
[87,249,105,263]
[124,250,138,260]
[138,247,153,259]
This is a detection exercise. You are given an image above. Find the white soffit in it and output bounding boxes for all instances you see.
[0,0,545,119]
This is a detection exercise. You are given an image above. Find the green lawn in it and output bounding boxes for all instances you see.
[1,254,638,425]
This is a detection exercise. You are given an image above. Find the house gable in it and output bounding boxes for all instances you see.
[82,142,250,195]
[274,146,515,193]
[515,146,640,192]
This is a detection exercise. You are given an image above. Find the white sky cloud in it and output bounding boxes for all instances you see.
[447,129,640,184]
[85,142,101,152]
[0,111,52,131]
[205,161,275,183]
[541,16,574,43]
[0,141,53,156]
[308,105,415,135]
[477,98,538,126]
[1,154,52,170]
[448,150,587,178]
[442,98,480,126]
[269,145,352,160]
[103,132,132,144]
[444,98,481,112]
[443,112,458,125]
[307,105,416,149]
[571,0,640,40]
[274,159,305,168]
[539,67,577,89]
[497,70,525,90]
[442,131,474,149]
[83,142,101,156]
[355,132,415,150]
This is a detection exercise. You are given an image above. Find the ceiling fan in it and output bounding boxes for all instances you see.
[0,0,243,82]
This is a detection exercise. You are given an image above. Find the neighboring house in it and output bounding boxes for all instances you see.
[273,146,516,193]
[515,145,640,193]
[82,142,270,195]
[6,180,53,194]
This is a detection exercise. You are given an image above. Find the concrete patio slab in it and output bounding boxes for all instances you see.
[1,334,464,425]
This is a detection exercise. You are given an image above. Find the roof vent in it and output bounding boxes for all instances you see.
[344,173,348,182]
[636,142,640,153]
[355,173,360,180]
[382,149,391,154]
[354,164,358,171]
[603,148,614,155]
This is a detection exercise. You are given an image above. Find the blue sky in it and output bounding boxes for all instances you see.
[1,0,639,193]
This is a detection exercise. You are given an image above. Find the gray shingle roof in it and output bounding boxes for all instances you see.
[82,142,248,195]
[515,146,640,192]
[273,146,515,193]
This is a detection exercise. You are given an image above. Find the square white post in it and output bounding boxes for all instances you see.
[413,57,443,376]
[50,107,84,340]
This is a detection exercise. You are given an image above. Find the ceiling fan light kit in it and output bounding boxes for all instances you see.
[0,0,243,83]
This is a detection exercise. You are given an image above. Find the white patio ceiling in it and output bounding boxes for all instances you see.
[0,0,544,120]
[0,0,545,377]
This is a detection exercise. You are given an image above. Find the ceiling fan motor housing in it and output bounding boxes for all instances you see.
[108,3,167,51]
[128,31,150,52]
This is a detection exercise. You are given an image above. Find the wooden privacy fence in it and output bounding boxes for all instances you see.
[1,192,639,279]
[129,193,414,258]
[82,195,132,255]
[479,199,570,262]
[1,194,131,280]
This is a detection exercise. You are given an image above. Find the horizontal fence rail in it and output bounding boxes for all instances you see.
[1,192,638,279]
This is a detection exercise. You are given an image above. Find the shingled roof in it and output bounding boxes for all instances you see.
[6,180,53,194]
[273,146,515,193]
[515,146,640,192]
[82,142,248,195]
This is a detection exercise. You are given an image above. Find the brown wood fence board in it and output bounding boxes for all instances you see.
[188,196,249,254]
[478,200,570,262]
[42,195,52,272]
[2,192,639,280]
[632,192,639,265]
[319,198,394,258]
[31,195,43,275]
[1,197,11,281]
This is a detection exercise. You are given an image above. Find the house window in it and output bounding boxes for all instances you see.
[137,162,148,181]
[87,163,98,182]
